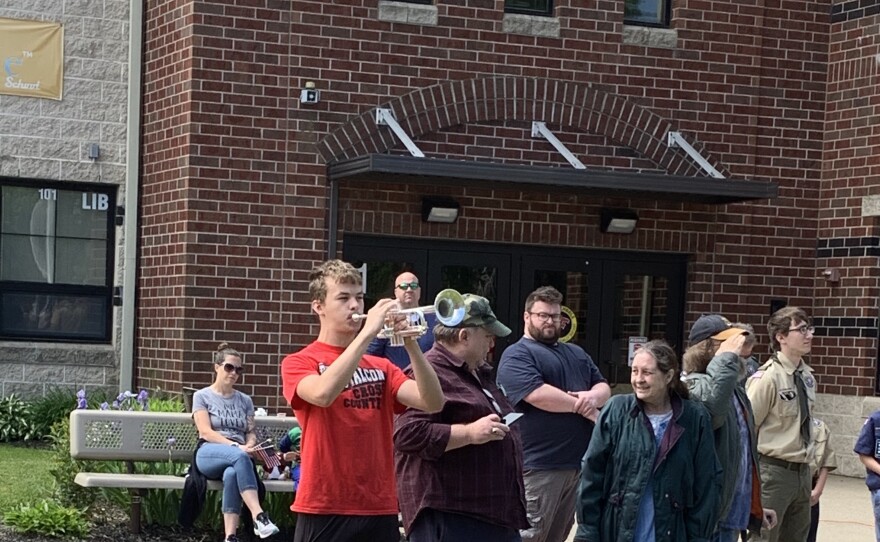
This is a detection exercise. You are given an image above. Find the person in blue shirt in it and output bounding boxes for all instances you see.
[497,286,610,542]
[854,407,880,542]
[366,271,435,369]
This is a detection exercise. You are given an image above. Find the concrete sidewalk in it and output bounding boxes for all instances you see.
[813,474,874,542]
[564,474,874,541]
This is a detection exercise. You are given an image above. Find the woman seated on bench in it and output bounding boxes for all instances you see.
[193,343,280,542]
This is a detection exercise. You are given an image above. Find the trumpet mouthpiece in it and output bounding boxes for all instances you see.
[351,313,367,321]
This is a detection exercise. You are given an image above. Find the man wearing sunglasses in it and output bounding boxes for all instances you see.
[746,306,818,542]
[496,286,610,542]
[367,271,436,369]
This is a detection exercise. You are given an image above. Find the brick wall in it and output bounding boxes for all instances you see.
[0,1,129,397]
[138,0,880,406]
[815,2,880,395]
[138,0,297,412]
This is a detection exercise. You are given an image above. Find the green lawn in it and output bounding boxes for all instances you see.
[0,443,53,512]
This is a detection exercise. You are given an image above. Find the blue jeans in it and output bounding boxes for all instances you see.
[872,488,880,542]
[195,443,258,514]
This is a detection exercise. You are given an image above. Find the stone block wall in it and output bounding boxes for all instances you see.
[814,393,880,477]
[0,0,130,398]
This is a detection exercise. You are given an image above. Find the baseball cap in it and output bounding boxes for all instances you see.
[688,314,748,344]
[456,294,512,337]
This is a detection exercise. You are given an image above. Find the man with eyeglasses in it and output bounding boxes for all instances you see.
[496,286,611,542]
[367,271,436,369]
[746,306,818,542]
[394,294,528,541]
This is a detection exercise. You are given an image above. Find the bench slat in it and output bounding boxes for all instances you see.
[74,473,295,493]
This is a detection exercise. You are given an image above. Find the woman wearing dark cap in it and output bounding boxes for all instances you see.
[574,340,719,542]
[192,343,280,542]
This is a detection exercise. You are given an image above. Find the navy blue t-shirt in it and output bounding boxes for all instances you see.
[854,409,880,491]
[366,312,436,370]
[496,337,607,470]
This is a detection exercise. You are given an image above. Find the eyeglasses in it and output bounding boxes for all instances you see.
[787,325,816,336]
[397,282,420,291]
[528,312,562,322]
[222,363,244,375]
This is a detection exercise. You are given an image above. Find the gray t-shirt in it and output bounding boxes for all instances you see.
[192,387,255,444]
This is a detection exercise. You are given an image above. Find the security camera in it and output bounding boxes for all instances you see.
[300,81,319,104]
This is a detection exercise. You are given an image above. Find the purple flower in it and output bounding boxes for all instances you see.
[99,402,109,410]
[116,392,126,403]
[136,389,148,403]
[124,390,135,399]
[76,389,87,409]
[112,400,120,409]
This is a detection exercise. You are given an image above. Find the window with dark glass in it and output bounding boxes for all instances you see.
[397,0,431,4]
[0,180,116,342]
[505,0,552,16]
[624,0,670,27]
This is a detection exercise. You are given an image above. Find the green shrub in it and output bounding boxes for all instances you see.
[49,418,100,510]
[3,499,90,538]
[29,387,78,440]
[0,394,40,442]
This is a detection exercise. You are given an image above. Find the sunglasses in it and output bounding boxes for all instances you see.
[222,363,244,375]
[397,282,420,291]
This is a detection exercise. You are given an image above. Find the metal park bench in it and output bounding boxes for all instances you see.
[69,409,299,533]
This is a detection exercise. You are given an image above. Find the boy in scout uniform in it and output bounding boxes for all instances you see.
[746,306,817,542]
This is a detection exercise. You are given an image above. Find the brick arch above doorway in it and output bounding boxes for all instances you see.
[317,76,728,178]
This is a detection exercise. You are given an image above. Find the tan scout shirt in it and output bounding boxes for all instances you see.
[808,418,838,477]
[745,351,817,464]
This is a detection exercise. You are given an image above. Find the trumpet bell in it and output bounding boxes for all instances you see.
[433,288,465,327]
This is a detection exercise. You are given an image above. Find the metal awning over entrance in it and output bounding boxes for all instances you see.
[328,154,778,204]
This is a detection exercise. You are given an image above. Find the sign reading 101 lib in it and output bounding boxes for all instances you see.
[39,188,109,210]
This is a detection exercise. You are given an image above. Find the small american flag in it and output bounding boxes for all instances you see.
[253,445,281,471]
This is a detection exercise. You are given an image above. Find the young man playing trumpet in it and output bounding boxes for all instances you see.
[281,259,444,542]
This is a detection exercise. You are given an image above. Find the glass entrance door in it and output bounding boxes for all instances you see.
[343,236,686,383]
[518,256,601,368]
[426,249,513,359]
[597,258,686,387]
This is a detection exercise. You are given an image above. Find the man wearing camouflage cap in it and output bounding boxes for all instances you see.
[394,294,528,542]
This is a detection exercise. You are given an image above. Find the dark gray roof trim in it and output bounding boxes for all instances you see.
[328,154,778,204]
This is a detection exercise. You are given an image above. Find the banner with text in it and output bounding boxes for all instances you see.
[0,17,63,100]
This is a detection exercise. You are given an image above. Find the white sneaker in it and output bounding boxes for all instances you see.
[253,512,279,538]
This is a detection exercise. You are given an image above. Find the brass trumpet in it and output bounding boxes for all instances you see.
[353,288,466,346]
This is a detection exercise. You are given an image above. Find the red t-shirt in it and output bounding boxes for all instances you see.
[281,340,410,515]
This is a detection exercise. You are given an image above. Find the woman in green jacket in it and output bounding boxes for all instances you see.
[574,340,720,542]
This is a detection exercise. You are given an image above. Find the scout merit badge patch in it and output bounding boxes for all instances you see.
[778,389,796,401]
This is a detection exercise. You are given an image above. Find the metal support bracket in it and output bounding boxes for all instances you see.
[375,108,424,158]
[531,122,586,169]
[666,131,725,179]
